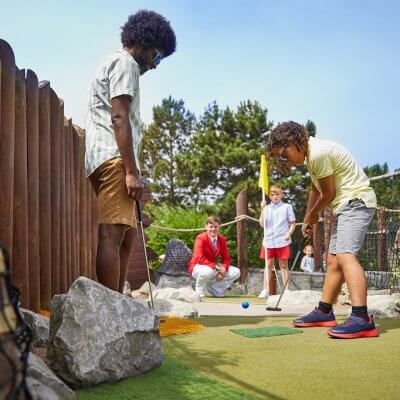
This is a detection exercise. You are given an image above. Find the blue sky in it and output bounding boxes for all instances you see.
[1,0,399,170]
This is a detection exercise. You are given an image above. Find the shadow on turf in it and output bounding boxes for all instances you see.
[166,336,287,400]
[195,316,267,328]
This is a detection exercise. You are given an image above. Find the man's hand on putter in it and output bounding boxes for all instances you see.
[126,173,143,200]
[301,222,313,238]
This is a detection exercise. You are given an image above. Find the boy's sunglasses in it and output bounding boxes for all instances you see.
[278,144,288,162]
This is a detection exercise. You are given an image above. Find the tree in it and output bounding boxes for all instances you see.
[178,100,273,215]
[140,96,195,205]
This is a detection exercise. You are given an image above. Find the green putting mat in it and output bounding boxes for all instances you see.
[230,325,303,338]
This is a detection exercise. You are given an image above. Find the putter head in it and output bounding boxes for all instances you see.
[266,307,282,311]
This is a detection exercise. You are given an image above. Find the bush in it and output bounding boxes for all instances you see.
[145,203,208,257]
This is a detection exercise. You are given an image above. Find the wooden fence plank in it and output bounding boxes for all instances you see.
[59,105,67,293]
[13,68,29,308]
[69,120,77,283]
[65,121,72,288]
[78,134,88,278]
[0,40,16,258]
[91,189,98,281]
[38,81,52,310]
[73,127,81,279]
[26,69,40,312]
[50,88,61,296]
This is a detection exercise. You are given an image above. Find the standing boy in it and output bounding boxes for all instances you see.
[267,121,378,338]
[258,184,296,299]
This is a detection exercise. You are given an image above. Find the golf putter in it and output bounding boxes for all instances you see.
[135,179,155,311]
[266,227,312,312]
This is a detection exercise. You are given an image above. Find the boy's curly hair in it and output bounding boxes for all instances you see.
[267,121,308,173]
[121,10,177,57]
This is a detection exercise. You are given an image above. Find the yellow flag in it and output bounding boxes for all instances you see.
[258,155,269,193]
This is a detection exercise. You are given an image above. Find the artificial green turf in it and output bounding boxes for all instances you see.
[163,316,400,400]
[75,316,400,400]
[230,326,303,338]
[75,356,261,400]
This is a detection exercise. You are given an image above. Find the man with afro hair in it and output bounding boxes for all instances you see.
[85,10,176,293]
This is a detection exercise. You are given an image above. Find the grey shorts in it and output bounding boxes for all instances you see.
[329,199,375,255]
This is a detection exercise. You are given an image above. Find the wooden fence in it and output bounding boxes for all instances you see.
[0,39,151,313]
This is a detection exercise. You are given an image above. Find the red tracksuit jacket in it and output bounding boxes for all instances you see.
[188,231,231,275]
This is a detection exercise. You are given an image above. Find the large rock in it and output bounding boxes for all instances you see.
[367,294,400,318]
[154,298,198,319]
[153,287,199,303]
[27,353,75,399]
[137,281,157,294]
[46,277,163,388]
[156,274,195,289]
[20,308,49,348]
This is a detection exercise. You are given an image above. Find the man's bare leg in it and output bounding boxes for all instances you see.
[96,224,126,291]
[118,227,136,293]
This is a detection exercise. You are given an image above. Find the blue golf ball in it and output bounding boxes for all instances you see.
[241,301,249,309]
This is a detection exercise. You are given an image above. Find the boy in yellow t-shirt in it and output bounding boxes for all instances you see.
[267,121,378,339]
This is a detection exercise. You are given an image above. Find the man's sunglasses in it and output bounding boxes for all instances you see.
[153,51,163,66]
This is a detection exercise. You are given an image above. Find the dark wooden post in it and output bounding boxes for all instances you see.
[59,107,67,293]
[236,189,248,284]
[73,126,81,279]
[13,68,29,308]
[26,69,40,312]
[38,81,52,310]
[0,40,16,259]
[64,121,72,289]
[50,89,61,296]
[69,120,77,283]
[78,134,88,278]
[87,180,92,281]
[91,187,98,281]
[377,208,387,271]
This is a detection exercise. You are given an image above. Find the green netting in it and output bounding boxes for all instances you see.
[230,326,303,338]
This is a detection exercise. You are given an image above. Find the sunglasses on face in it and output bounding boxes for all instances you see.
[153,51,163,66]
[278,144,288,162]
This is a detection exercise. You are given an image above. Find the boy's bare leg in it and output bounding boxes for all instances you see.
[96,224,126,291]
[118,227,136,293]
[336,253,367,306]
[278,259,289,289]
[320,254,344,304]
[264,258,275,291]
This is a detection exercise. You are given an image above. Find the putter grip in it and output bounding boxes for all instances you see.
[135,201,142,223]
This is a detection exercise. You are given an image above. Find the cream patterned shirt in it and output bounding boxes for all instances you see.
[85,49,142,176]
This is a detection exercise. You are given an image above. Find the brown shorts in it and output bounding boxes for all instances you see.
[89,157,137,227]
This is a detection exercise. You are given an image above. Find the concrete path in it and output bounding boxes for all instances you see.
[194,299,351,317]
